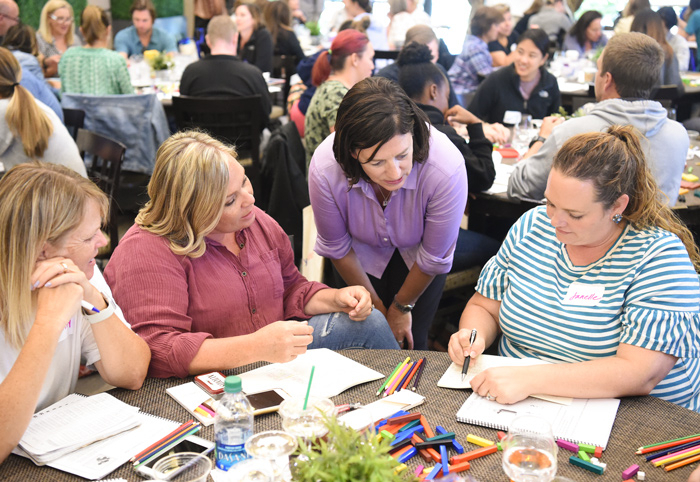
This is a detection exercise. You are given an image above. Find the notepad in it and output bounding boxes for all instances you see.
[338,390,426,431]
[456,392,620,449]
[166,382,216,427]
[13,393,185,480]
[437,354,573,405]
[237,348,384,399]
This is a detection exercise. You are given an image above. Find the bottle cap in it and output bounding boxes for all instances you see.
[224,375,242,393]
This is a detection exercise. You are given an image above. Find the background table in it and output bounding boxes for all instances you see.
[2,350,699,481]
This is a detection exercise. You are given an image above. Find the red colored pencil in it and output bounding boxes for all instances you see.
[401,359,423,391]
[637,434,700,454]
[129,420,197,462]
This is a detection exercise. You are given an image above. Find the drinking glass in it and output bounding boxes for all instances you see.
[152,452,212,482]
[278,397,336,446]
[502,415,558,482]
[221,458,272,482]
[245,431,297,482]
[514,115,533,150]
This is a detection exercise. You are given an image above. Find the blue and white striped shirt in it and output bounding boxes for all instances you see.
[476,206,700,412]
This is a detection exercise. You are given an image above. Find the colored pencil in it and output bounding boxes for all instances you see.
[385,362,411,397]
[134,424,202,467]
[664,452,700,472]
[652,446,700,467]
[637,433,700,454]
[646,439,700,461]
[392,361,416,395]
[129,420,196,462]
[379,357,409,396]
[401,359,423,391]
[412,358,427,391]
[376,358,405,396]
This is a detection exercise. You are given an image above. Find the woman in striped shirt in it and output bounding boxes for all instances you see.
[448,125,700,412]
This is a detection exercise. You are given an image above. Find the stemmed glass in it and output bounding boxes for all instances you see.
[502,415,558,482]
[244,431,297,482]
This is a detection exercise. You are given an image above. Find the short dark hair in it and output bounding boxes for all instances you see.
[656,6,677,30]
[333,77,431,185]
[470,6,504,38]
[1,24,37,55]
[397,42,447,100]
[569,10,603,47]
[600,32,663,99]
[130,0,157,20]
[692,0,700,12]
[517,28,549,57]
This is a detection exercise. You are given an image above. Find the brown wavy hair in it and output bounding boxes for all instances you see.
[553,125,700,271]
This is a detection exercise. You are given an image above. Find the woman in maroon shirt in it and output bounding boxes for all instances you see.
[105,131,398,378]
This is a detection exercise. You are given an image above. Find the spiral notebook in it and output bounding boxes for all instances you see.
[13,393,183,480]
[456,392,620,449]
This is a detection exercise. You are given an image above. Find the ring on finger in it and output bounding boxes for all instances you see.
[486,392,495,401]
[61,262,69,273]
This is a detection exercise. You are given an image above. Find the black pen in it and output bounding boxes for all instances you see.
[461,329,478,382]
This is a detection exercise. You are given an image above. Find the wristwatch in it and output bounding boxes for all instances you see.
[529,135,547,148]
[392,296,414,314]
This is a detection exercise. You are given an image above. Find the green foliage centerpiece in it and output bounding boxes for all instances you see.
[291,416,418,482]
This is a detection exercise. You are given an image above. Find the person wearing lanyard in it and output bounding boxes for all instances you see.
[309,77,467,350]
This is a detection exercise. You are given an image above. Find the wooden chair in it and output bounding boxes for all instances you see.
[76,128,126,258]
[272,54,298,115]
[171,95,264,191]
[62,107,85,142]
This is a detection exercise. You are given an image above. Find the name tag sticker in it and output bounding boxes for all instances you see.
[58,318,75,343]
[562,282,605,306]
[503,110,522,125]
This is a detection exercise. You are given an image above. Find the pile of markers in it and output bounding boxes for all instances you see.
[636,432,700,477]
[130,420,202,468]
[376,357,426,397]
[373,410,503,480]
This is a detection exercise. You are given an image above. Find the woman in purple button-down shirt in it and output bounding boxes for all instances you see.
[309,77,468,350]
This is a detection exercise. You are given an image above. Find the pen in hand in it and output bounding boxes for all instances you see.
[461,329,478,382]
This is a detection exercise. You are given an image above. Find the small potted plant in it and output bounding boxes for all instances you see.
[305,21,321,46]
[143,49,174,81]
[291,416,418,482]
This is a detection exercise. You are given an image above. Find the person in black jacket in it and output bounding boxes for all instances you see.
[264,0,305,60]
[234,2,273,72]
[469,28,560,126]
[397,42,500,271]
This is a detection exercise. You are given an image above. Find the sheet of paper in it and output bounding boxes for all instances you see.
[237,348,383,399]
[338,390,425,431]
[484,162,515,195]
[437,354,573,405]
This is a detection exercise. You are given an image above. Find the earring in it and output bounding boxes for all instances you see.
[612,213,622,224]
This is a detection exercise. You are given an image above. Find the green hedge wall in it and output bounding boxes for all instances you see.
[17,0,86,30]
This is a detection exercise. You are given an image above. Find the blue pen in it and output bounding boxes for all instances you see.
[81,300,100,313]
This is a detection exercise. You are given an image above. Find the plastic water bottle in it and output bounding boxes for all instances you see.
[214,376,254,471]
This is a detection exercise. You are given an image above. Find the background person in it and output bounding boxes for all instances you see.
[179,15,271,128]
[397,43,500,272]
[59,6,133,95]
[682,0,700,67]
[447,6,504,104]
[562,10,607,56]
[264,1,305,60]
[193,0,227,57]
[448,126,700,411]
[114,0,177,59]
[527,0,572,46]
[0,162,150,464]
[614,0,650,35]
[0,47,85,176]
[234,2,273,73]
[342,0,388,50]
[36,0,81,77]
[0,0,19,44]
[309,77,467,350]
[468,29,560,126]
[658,6,690,72]
[1,26,62,120]
[105,131,399,378]
[304,28,373,165]
[488,4,518,67]
[508,33,688,205]
[631,8,684,96]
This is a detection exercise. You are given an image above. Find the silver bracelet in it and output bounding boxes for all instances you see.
[82,293,115,325]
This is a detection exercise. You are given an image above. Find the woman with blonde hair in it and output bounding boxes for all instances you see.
[105,131,398,378]
[36,0,81,77]
[614,0,650,34]
[0,47,85,176]
[59,6,133,95]
[0,163,150,464]
[449,125,700,411]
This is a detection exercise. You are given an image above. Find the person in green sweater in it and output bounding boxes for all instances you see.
[59,5,133,95]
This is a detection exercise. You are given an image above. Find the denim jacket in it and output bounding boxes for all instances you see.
[61,93,169,173]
